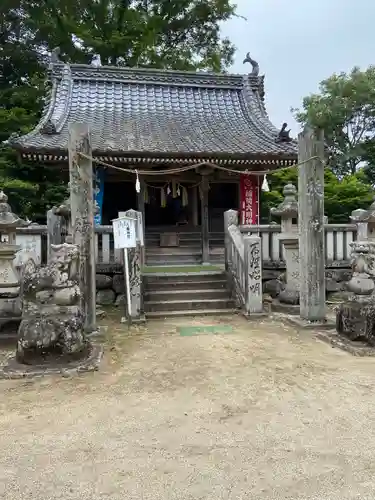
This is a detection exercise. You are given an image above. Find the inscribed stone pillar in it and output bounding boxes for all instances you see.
[298,127,326,321]
[271,184,299,305]
[68,123,96,333]
[126,243,142,320]
[200,176,210,264]
[121,209,143,322]
[244,235,263,314]
[224,209,239,271]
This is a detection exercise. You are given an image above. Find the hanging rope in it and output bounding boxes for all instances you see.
[78,152,324,178]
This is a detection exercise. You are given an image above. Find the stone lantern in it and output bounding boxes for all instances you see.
[270,184,300,305]
[335,198,375,345]
[0,190,29,332]
[53,195,73,243]
[350,196,375,242]
[53,191,99,244]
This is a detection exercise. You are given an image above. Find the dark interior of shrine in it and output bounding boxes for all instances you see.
[101,181,238,229]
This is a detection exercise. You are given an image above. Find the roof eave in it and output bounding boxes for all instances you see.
[12,142,297,162]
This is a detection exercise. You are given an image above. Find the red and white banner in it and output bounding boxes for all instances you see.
[240,174,259,225]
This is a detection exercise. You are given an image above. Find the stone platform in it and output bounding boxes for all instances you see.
[0,343,103,379]
[315,330,375,357]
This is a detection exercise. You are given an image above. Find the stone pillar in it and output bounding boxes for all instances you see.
[192,186,199,227]
[47,208,63,261]
[68,123,96,333]
[120,209,143,322]
[271,184,299,305]
[244,235,263,314]
[200,176,210,264]
[298,127,326,322]
[224,209,239,271]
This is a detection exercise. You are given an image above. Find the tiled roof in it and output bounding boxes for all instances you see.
[11,63,297,163]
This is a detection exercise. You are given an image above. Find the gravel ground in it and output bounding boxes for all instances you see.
[1,313,375,500]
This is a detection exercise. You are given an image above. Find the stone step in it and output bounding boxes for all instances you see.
[144,298,235,313]
[145,288,229,302]
[146,240,224,248]
[144,272,226,284]
[146,253,224,266]
[144,279,227,291]
[145,308,238,319]
[146,247,224,255]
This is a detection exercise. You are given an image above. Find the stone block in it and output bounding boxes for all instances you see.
[112,274,125,294]
[160,232,179,247]
[115,294,125,307]
[263,279,284,298]
[96,289,116,305]
[96,274,113,290]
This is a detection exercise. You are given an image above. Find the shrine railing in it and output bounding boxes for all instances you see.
[240,223,356,267]
[14,222,357,269]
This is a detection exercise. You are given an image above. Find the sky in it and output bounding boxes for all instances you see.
[221,0,375,136]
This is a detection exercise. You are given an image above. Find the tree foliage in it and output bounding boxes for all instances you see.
[293,67,375,177]
[260,166,375,224]
[0,0,238,221]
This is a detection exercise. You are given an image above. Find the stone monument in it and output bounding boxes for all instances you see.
[0,190,29,334]
[271,184,300,306]
[336,202,375,345]
[16,243,89,364]
[336,240,375,345]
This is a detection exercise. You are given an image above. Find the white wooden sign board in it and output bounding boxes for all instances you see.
[118,210,144,247]
[112,216,137,249]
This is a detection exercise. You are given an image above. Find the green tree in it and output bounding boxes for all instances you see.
[1,0,238,221]
[293,66,375,177]
[27,0,237,71]
[260,166,374,223]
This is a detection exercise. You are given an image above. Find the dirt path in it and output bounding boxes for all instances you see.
[1,314,375,499]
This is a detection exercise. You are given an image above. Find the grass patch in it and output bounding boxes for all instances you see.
[142,265,223,274]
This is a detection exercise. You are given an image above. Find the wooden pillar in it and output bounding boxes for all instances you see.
[192,185,198,226]
[136,179,146,265]
[200,176,210,264]
[298,127,326,322]
[68,123,96,333]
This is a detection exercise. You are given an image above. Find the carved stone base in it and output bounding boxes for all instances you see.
[279,314,335,330]
[316,330,375,356]
[271,300,300,315]
[0,343,103,379]
[336,300,375,345]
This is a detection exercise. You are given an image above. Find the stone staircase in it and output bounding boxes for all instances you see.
[145,230,224,266]
[143,272,237,318]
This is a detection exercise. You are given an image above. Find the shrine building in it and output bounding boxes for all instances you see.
[11,54,297,263]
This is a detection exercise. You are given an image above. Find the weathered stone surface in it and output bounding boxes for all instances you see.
[115,294,125,307]
[96,274,113,290]
[16,243,88,364]
[336,241,375,346]
[112,274,125,294]
[263,279,284,298]
[325,278,342,293]
[278,289,300,305]
[96,289,116,305]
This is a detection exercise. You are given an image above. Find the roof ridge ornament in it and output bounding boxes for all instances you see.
[276,123,292,143]
[40,119,57,135]
[243,52,259,76]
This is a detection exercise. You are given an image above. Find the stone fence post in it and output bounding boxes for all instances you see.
[271,184,299,305]
[224,209,238,271]
[243,235,263,314]
[122,209,143,322]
